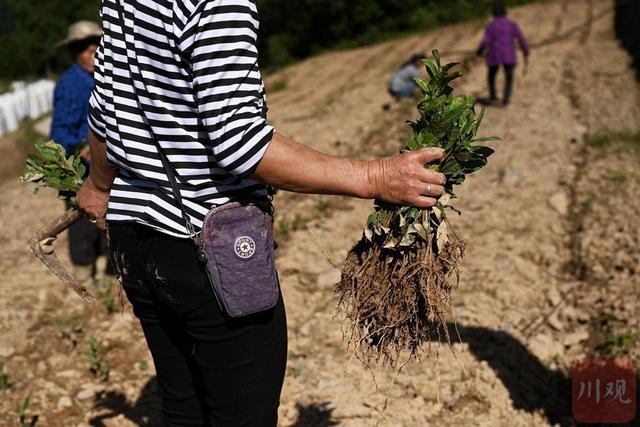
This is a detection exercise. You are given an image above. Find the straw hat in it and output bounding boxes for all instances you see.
[56,21,102,49]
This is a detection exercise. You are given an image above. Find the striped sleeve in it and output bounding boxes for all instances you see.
[184,0,274,178]
[88,34,107,140]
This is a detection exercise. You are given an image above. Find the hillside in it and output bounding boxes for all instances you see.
[0,0,638,426]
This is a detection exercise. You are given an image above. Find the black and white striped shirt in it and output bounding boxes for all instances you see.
[89,0,274,237]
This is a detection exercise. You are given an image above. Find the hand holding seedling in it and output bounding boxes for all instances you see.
[337,50,496,366]
[366,148,446,208]
[20,141,96,303]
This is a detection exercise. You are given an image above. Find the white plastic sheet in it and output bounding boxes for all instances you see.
[0,80,55,137]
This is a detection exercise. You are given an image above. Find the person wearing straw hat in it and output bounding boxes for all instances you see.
[51,21,108,283]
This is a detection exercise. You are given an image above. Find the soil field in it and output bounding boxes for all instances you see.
[0,0,638,425]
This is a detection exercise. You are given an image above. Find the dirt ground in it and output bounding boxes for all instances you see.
[0,0,638,425]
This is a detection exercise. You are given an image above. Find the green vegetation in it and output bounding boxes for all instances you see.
[92,278,120,314]
[20,141,86,201]
[14,395,37,427]
[54,314,83,348]
[337,51,495,365]
[85,336,110,381]
[364,50,495,251]
[315,196,328,214]
[276,214,308,240]
[587,129,640,150]
[597,331,637,357]
[0,362,10,395]
[0,0,539,80]
[266,78,288,94]
[0,0,99,80]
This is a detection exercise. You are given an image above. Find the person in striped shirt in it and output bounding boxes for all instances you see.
[78,1,446,425]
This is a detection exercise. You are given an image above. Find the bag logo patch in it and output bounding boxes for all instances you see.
[234,236,256,259]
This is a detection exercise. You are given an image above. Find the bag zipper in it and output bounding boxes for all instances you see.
[197,202,242,263]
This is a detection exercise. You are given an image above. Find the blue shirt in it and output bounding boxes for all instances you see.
[50,63,94,156]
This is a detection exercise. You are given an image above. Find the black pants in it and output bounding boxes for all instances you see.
[65,200,109,265]
[488,64,515,105]
[109,223,288,427]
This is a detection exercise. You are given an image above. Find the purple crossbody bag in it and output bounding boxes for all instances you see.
[158,151,279,318]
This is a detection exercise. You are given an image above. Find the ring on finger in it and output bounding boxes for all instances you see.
[427,184,433,195]
[89,219,97,224]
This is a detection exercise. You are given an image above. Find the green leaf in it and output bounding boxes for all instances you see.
[441,62,460,73]
[399,232,416,247]
[360,48,495,252]
[364,229,373,240]
[473,136,501,143]
[471,145,495,159]
[414,78,430,93]
[423,61,438,80]
[432,49,441,67]
[20,141,85,201]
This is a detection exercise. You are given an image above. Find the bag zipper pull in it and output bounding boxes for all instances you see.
[198,245,208,263]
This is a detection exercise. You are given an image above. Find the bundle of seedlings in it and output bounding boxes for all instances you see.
[21,141,95,303]
[21,140,86,199]
[337,50,496,366]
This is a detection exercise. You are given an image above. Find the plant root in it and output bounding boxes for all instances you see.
[336,222,464,367]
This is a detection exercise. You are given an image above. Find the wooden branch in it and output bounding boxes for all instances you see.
[27,207,96,304]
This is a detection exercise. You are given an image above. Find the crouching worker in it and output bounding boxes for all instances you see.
[388,54,425,100]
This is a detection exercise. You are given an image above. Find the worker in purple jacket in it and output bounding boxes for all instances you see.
[477,4,529,106]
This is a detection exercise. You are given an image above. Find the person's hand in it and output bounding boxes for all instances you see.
[77,176,110,230]
[367,148,446,208]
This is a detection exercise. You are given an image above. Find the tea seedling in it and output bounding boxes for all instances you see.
[86,336,110,381]
[15,395,38,427]
[20,141,85,201]
[92,278,119,314]
[54,314,83,348]
[598,332,636,357]
[0,362,10,395]
[338,50,495,365]
[315,196,328,214]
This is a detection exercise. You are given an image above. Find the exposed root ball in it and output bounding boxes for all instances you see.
[336,224,464,366]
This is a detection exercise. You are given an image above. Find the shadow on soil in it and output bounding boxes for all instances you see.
[88,378,341,427]
[89,378,162,426]
[291,402,339,427]
[450,323,573,425]
[87,325,637,427]
[450,323,639,427]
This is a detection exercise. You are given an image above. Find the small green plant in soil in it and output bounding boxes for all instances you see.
[54,314,83,348]
[266,78,287,93]
[0,362,10,394]
[92,278,120,314]
[86,336,110,381]
[276,218,290,240]
[597,332,637,357]
[315,196,328,214]
[15,395,38,427]
[291,213,308,231]
[337,50,496,366]
[276,214,308,240]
